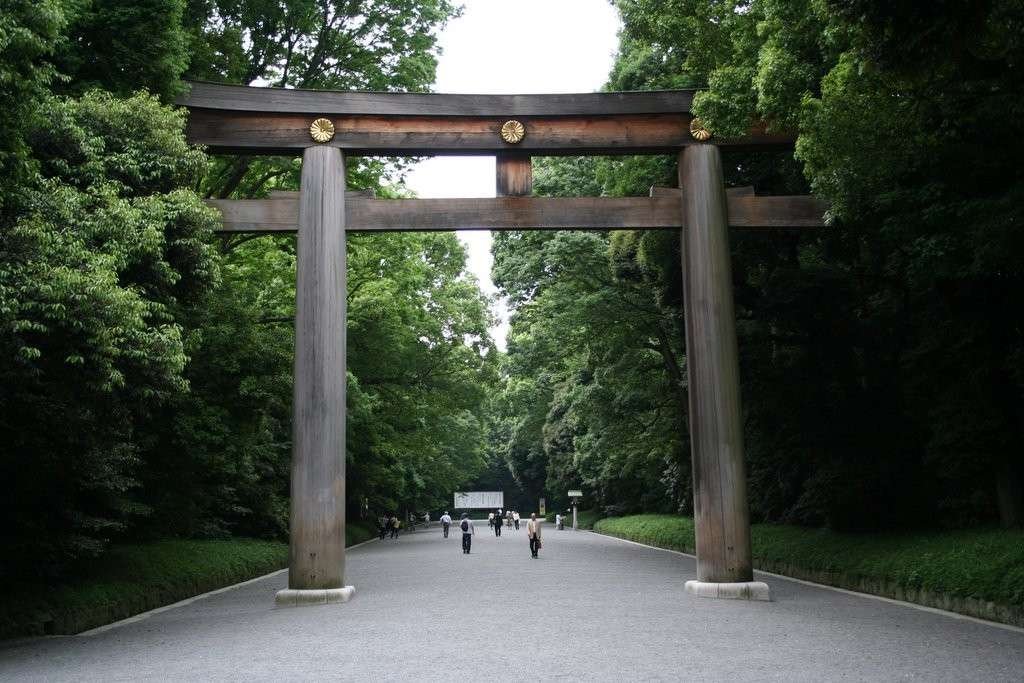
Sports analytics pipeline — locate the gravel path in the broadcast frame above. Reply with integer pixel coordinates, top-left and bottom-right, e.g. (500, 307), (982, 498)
(2, 524), (1022, 681)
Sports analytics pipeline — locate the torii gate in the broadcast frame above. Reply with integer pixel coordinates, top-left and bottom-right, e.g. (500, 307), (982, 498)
(179, 82), (824, 606)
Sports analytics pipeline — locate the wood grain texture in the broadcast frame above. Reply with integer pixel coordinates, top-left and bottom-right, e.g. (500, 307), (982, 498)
(179, 80), (696, 116)
(678, 145), (754, 584)
(496, 153), (532, 197)
(653, 185), (776, 199)
(206, 195), (824, 232)
(727, 195), (826, 227)
(289, 146), (347, 591)
(185, 109), (795, 155)
(269, 189), (374, 199)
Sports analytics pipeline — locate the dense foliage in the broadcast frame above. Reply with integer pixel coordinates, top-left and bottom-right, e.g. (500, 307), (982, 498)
(185, 0), (460, 198)
(3, 0), (1022, 591)
(0, 0), (485, 581)
(0, 522), (376, 638)
(0, 537), (288, 638)
(491, 0), (1024, 530)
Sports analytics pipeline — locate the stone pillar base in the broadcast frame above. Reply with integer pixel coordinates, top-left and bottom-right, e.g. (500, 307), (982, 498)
(685, 580), (771, 601)
(275, 586), (355, 607)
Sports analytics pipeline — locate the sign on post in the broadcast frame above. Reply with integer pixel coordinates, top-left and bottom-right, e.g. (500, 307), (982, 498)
(568, 490), (582, 530)
(453, 491), (504, 509)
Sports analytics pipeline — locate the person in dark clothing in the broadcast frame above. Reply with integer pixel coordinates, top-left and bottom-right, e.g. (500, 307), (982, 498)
(493, 509), (502, 537)
(460, 513), (474, 553)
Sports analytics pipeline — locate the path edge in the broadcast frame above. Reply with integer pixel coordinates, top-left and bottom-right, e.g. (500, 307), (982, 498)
(587, 529), (1024, 634)
(77, 537), (379, 636)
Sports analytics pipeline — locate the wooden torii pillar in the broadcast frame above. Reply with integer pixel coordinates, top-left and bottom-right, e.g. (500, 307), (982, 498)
(181, 82), (824, 605)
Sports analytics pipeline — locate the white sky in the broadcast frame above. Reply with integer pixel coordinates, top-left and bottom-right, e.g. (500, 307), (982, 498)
(403, 0), (621, 351)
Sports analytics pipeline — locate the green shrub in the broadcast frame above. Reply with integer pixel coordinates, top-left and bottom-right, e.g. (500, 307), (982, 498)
(593, 515), (1024, 609)
(1, 525), (376, 639)
(346, 521), (376, 546)
(595, 515), (696, 551)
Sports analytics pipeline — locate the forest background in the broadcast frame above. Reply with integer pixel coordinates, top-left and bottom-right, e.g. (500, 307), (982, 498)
(1, 0), (1022, 584)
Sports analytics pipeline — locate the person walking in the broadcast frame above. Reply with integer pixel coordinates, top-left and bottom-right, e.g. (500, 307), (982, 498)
(460, 513), (474, 554)
(493, 509), (502, 537)
(527, 513), (542, 558)
(378, 513), (389, 540)
(513, 511), (520, 531)
(389, 513), (399, 539)
(440, 511), (452, 538)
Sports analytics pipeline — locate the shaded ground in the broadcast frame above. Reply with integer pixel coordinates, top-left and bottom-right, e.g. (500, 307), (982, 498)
(2, 524), (1022, 681)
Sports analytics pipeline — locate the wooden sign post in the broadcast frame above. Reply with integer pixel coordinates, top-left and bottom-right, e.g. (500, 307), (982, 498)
(568, 490), (583, 530)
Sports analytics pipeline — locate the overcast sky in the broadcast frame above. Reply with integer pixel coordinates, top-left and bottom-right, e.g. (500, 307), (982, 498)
(403, 0), (621, 351)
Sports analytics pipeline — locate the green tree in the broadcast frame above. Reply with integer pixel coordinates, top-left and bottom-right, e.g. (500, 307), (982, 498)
(54, 0), (191, 100)
(0, 0), (65, 206)
(346, 230), (497, 517)
(492, 0), (1023, 530)
(185, 0), (461, 198)
(0, 92), (220, 576)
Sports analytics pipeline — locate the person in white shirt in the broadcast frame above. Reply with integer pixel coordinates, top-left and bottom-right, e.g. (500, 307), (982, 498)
(460, 513), (475, 554)
(527, 513), (543, 558)
(440, 511), (452, 538)
(513, 511), (520, 531)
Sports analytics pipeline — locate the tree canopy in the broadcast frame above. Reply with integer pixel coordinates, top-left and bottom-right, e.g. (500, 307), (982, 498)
(489, 0), (1024, 530)
(0, 0), (484, 580)
(2, 0), (1022, 585)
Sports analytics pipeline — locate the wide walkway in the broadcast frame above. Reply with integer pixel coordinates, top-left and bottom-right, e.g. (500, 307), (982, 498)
(2, 524), (1023, 681)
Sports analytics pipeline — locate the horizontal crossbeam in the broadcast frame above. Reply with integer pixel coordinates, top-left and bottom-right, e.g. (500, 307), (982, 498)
(181, 81), (698, 117)
(186, 111), (791, 156)
(207, 194), (825, 233)
(179, 82), (793, 155)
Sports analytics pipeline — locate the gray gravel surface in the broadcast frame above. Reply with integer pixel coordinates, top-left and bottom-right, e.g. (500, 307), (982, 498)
(2, 524), (1023, 681)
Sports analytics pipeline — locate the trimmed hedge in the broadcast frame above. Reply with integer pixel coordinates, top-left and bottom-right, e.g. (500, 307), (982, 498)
(594, 514), (695, 550)
(345, 520), (376, 546)
(1, 522), (377, 640)
(594, 514), (1024, 626)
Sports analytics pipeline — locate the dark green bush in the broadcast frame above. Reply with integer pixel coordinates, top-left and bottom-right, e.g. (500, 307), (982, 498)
(594, 515), (1024, 609)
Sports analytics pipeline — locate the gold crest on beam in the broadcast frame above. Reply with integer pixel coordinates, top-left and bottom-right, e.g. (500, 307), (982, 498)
(309, 118), (336, 143)
(500, 120), (526, 144)
(689, 117), (712, 142)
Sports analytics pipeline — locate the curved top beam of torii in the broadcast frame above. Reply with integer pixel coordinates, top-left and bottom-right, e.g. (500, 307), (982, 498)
(180, 80), (697, 116)
(177, 81), (793, 156)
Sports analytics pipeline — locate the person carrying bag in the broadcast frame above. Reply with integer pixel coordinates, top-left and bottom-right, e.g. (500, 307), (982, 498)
(460, 513), (474, 554)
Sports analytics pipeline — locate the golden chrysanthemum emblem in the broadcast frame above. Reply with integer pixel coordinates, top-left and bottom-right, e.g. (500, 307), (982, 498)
(309, 117), (335, 143)
(689, 117), (712, 142)
(500, 119), (526, 144)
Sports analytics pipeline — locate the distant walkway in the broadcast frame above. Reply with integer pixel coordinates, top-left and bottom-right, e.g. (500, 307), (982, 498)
(2, 525), (1023, 681)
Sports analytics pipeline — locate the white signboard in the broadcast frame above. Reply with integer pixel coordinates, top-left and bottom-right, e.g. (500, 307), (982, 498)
(568, 490), (583, 498)
(453, 491), (504, 509)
